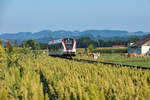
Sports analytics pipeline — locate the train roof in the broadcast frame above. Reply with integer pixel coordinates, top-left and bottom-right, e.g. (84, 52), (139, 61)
(48, 38), (75, 45)
(48, 39), (62, 45)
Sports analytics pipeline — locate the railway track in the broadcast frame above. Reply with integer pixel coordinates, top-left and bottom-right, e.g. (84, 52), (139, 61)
(66, 58), (150, 70)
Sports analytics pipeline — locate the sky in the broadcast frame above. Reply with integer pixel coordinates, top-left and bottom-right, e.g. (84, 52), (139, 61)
(0, 0), (150, 33)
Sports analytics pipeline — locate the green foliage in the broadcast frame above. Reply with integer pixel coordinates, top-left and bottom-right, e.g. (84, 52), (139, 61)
(129, 36), (140, 43)
(14, 40), (18, 47)
(88, 44), (94, 52)
(77, 37), (97, 48)
(22, 40), (39, 50)
(0, 89), (8, 100)
(88, 84), (99, 100)
(93, 48), (127, 53)
(22, 41), (27, 48)
(6, 41), (13, 53)
(0, 45), (6, 72)
(7, 53), (21, 68)
(99, 89), (105, 100)
(76, 36), (140, 48)
(0, 40), (3, 46)
(21, 48), (31, 54)
(98, 39), (127, 47)
(40, 55), (150, 100)
(0, 48), (150, 100)
(0, 45), (6, 62)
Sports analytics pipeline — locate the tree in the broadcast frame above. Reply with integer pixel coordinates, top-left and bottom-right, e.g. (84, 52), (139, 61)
(22, 40), (39, 50)
(77, 37), (97, 48)
(22, 41), (27, 48)
(14, 40), (18, 47)
(6, 41), (13, 53)
(129, 36), (140, 43)
(88, 44), (94, 52)
(0, 38), (3, 46)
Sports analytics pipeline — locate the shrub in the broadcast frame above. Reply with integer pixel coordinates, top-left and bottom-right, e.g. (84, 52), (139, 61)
(0, 45), (6, 63)
(92, 48), (127, 53)
(88, 44), (94, 52)
(6, 41), (13, 53)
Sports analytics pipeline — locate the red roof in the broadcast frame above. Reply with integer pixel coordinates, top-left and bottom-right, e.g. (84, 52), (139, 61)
(112, 45), (126, 48)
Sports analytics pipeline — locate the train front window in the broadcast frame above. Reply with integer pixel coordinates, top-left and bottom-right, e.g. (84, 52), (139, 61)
(63, 38), (74, 50)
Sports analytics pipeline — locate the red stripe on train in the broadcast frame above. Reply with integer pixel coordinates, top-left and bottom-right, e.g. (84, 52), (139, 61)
(62, 40), (67, 50)
(72, 39), (75, 50)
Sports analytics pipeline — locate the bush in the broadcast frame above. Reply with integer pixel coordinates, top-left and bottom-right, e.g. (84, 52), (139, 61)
(88, 44), (94, 52)
(6, 41), (13, 53)
(92, 48), (127, 53)
(0, 45), (6, 63)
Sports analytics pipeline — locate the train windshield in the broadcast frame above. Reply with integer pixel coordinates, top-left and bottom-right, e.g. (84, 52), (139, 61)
(63, 38), (74, 50)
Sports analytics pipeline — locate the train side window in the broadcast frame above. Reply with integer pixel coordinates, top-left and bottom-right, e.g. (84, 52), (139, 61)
(57, 44), (59, 49)
(54, 44), (58, 50)
(53, 44), (56, 51)
(48, 45), (52, 51)
(50, 44), (55, 51)
(55, 44), (57, 50)
(49, 42), (64, 51)
(58, 43), (63, 49)
(60, 43), (63, 49)
(53, 45), (55, 50)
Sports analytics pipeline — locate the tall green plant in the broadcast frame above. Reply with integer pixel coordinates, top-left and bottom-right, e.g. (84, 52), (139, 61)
(6, 41), (13, 53)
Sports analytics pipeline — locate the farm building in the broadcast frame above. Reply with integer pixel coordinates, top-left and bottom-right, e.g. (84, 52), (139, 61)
(128, 34), (150, 54)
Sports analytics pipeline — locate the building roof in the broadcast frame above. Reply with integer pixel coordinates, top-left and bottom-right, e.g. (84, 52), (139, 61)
(131, 34), (150, 48)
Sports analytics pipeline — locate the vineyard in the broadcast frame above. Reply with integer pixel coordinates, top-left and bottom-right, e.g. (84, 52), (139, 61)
(1, 46), (150, 100)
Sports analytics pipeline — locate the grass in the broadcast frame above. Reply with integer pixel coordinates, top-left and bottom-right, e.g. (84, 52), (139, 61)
(76, 48), (150, 67)
(101, 53), (150, 67)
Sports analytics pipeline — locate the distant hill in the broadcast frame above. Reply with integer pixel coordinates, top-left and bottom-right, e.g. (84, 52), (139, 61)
(0, 29), (149, 43)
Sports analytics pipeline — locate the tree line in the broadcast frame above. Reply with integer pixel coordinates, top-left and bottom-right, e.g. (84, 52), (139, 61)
(76, 36), (140, 48)
(0, 36), (140, 50)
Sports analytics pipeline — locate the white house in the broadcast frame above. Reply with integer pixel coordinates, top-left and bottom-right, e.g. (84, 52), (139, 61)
(128, 35), (150, 54)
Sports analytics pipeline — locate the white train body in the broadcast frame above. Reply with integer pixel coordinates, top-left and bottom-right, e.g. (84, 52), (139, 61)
(48, 38), (76, 57)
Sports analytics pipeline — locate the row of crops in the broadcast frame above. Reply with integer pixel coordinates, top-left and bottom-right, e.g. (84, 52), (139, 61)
(1, 46), (150, 100)
(92, 47), (127, 53)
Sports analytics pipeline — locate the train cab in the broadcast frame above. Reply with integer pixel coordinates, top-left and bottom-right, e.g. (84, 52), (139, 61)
(48, 38), (76, 57)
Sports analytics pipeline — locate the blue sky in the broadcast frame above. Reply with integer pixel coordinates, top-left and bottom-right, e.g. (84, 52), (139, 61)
(0, 0), (150, 33)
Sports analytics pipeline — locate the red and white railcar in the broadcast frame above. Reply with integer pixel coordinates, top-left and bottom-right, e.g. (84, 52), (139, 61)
(48, 38), (76, 57)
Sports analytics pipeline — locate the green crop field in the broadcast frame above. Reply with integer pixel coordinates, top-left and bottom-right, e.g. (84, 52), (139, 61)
(101, 53), (150, 67)
(1, 46), (150, 100)
(76, 48), (150, 67)
(75, 53), (150, 67)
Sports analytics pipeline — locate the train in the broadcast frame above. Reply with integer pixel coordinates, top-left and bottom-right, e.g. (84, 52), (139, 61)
(48, 38), (76, 57)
